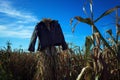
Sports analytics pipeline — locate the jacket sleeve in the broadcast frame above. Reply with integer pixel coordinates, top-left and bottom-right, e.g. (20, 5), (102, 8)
(28, 26), (37, 52)
(59, 27), (68, 50)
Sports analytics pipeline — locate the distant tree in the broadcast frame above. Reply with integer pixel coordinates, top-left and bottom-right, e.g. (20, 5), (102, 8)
(6, 40), (12, 52)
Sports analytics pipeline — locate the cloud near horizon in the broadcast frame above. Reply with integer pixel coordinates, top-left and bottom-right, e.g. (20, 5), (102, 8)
(0, 0), (39, 38)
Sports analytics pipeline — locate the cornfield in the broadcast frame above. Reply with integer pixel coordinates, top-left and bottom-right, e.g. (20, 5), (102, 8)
(0, 5), (120, 80)
(0, 41), (120, 80)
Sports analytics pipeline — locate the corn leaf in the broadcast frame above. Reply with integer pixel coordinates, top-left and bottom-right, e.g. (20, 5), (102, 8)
(72, 6), (118, 58)
(85, 36), (94, 55)
(106, 29), (117, 44)
(94, 6), (120, 23)
(74, 16), (92, 25)
(73, 16), (116, 57)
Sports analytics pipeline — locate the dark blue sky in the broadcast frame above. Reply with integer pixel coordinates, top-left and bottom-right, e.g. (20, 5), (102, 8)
(0, 0), (120, 51)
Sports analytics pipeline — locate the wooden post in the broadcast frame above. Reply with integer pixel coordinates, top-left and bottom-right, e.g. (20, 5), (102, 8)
(48, 46), (56, 80)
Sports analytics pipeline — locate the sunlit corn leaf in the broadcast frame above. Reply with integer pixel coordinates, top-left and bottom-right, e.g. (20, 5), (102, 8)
(89, 0), (93, 12)
(95, 74), (100, 80)
(76, 66), (92, 80)
(83, 6), (88, 17)
(74, 16), (92, 25)
(89, 0), (93, 21)
(106, 29), (117, 44)
(94, 6), (120, 23)
(83, 0), (89, 17)
(94, 32), (101, 47)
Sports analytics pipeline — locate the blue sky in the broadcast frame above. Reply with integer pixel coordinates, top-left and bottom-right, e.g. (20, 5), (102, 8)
(0, 0), (120, 51)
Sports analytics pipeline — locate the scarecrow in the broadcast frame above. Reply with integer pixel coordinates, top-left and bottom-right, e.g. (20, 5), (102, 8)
(28, 18), (68, 80)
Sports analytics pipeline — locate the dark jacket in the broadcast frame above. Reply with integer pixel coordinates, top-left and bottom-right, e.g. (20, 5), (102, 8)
(28, 20), (68, 52)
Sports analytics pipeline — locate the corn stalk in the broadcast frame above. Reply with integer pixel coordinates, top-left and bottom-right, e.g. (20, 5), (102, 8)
(71, 6), (120, 59)
(76, 66), (92, 80)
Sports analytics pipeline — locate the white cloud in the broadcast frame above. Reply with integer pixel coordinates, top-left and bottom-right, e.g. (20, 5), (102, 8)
(0, 0), (39, 38)
(0, 0), (38, 22)
(0, 25), (33, 38)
